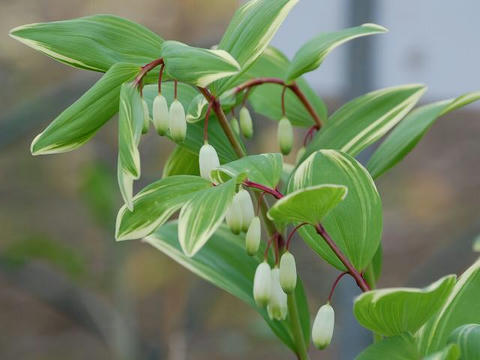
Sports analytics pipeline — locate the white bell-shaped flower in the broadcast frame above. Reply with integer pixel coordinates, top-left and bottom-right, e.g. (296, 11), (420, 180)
(239, 106), (253, 138)
(237, 189), (255, 231)
(279, 251), (297, 293)
(225, 197), (243, 235)
(199, 143), (220, 181)
(245, 216), (261, 256)
(253, 261), (272, 307)
(152, 94), (169, 136)
(230, 117), (240, 135)
(267, 268), (288, 321)
(169, 99), (187, 142)
(312, 303), (335, 350)
(277, 116), (293, 155)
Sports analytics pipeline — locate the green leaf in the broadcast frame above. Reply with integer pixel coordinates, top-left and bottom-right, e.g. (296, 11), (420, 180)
(288, 150), (382, 271)
(211, 153), (283, 188)
(115, 175), (211, 241)
(118, 83), (143, 179)
(178, 179), (237, 256)
(215, 0), (299, 93)
(31, 63), (139, 155)
(267, 184), (347, 224)
(367, 91), (480, 178)
(302, 84), (426, 161)
(417, 258), (480, 355)
(448, 324), (480, 360)
(354, 275), (456, 336)
(186, 94), (209, 123)
(161, 41), (240, 87)
(424, 344), (461, 360)
(143, 83), (243, 163)
(10, 15), (163, 72)
(163, 146), (200, 177)
(144, 222), (310, 353)
(245, 46), (327, 126)
(286, 23), (387, 81)
(356, 333), (421, 360)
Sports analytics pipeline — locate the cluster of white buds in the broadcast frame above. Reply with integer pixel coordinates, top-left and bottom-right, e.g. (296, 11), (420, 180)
(142, 99), (151, 134)
(239, 106), (253, 138)
(225, 189), (254, 234)
(253, 252), (298, 322)
(277, 116), (293, 155)
(267, 267), (288, 320)
(230, 116), (240, 135)
(245, 216), (261, 255)
(152, 94), (169, 136)
(169, 99), (187, 142)
(312, 303), (335, 350)
(279, 251), (297, 293)
(198, 143), (220, 181)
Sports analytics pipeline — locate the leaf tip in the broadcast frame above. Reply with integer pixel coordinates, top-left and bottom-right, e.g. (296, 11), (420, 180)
(361, 23), (388, 33)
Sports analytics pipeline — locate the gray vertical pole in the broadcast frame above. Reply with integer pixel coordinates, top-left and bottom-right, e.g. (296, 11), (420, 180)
(339, 1), (378, 360)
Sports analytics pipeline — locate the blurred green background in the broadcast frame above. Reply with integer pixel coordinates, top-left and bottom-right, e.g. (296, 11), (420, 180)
(1, 1), (479, 359)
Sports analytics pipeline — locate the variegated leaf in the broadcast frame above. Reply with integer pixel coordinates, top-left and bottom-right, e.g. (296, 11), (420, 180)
(288, 150), (382, 271)
(417, 258), (480, 355)
(447, 324), (480, 359)
(178, 178), (237, 256)
(163, 146), (200, 177)
(10, 15), (163, 72)
(215, 0), (299, 93)
(211, 153), (283, 188)
(368, 91), (480, 178)
(161, 41), (240, 87)
(285, 23), (387, 81)
(356, 333), (421, 360)
(353, 275), (456, 336)
(31, 63), (139, 155)
(268, 184), (347, 225)
(186, 94), (209, 123)
(302, 84), (426, 162)
(116, 175), (211, 240)
(144, 222), (310, 354)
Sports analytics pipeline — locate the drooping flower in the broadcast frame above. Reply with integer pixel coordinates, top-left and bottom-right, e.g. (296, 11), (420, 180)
(237, 189), (255, 231)
(277, 116), (293, 155)
(239, 106), (253, 138)
(152, 94), (169, 136)
(245, 216), (261, 256)
(199, 143), (220, 181)
(267, 267), (288, 321)
(230, 117), (240, 135)
(253, 261), (272, 307)
(169, 99), (187, 142)
(312, 303), (335, 350)
(279, 251), (297, 293)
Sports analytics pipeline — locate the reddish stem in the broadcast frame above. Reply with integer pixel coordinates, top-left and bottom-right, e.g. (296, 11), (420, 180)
(281, 86), (287, 116)
(234, 77), (323, 128)
(286, 222), (309, 250)
(243, 180), (284, 199)
(133, 58), (164, 87)
(158, 64), (165, 94)
(203, 100), (213, 143)
(174, 80), (178, 99)
(315, 224), (370, 292)
(303, 125), (318, 146)
(328, 272), (349, 302)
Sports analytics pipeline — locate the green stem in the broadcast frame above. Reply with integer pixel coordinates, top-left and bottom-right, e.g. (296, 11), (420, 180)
(288, 293), (310, 360)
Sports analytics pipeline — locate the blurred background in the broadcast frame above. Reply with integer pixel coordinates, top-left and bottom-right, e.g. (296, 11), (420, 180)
(1, 0), (479, 359)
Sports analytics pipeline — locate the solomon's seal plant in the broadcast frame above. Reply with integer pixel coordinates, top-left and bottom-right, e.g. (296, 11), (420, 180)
(10, 0), (480, 358)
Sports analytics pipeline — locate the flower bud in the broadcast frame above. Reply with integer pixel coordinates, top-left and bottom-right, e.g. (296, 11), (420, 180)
(169, 99), (187, 142)
(152, 94), (169, 136)
(279, 251), (297, 293)
(277, 116), (293, 155)
(245, 216), (261, 255)
(199, 143), (220, 181)
(237, 189), (255, 231)
(142, 99), (151, 134)
(267, 268), (288, 321)
(312, 303), (335, 350)
(239, 106), (253, 138)
(253, 261), (272, 307)
(296, 146), (306, 164)
(225, 196), (243, 235)
(230, 117), (240, 135)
